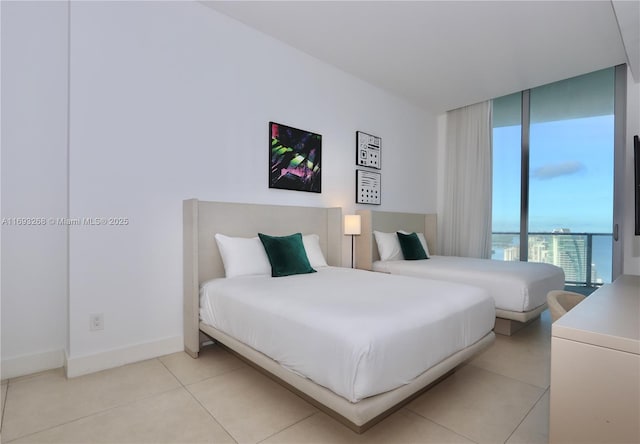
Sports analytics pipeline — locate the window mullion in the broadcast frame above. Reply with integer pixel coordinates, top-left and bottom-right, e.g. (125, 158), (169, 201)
(520, 90), (531, 262)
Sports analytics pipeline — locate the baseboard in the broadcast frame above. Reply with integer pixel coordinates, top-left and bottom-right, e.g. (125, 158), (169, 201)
(65, 335), (183, 378)
(1, 349), (66, 380)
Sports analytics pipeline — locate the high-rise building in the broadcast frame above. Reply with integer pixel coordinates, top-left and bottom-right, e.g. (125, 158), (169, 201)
(503, 245), (519, 261)
(551, 229), (587, 283)
(528, 235), (550, 263)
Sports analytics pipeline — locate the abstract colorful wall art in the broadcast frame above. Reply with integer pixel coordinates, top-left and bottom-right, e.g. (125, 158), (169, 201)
(269, 122), (322, 193)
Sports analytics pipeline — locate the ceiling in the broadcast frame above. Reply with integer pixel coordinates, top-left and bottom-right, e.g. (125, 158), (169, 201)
(203, 1), (638, 113)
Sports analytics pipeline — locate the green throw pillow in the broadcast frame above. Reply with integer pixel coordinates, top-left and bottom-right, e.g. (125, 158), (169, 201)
(258, 233), (317, 277)
(397, 232), (428, 260)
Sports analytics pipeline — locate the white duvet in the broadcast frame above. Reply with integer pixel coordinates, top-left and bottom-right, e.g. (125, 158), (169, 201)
(373, 256), (565, 313)
(200, 267), (494, 403)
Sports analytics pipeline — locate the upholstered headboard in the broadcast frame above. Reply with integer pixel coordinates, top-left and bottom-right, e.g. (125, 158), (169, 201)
(183, 199), (342, 356)
(355, 210), (437, 271)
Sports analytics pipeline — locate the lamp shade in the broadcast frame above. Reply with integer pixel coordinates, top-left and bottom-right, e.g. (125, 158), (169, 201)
(344, 214), (362, 235)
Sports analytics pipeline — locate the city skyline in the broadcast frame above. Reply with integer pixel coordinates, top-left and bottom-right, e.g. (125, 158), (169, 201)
(492, 232), (611, 284)
(492, 114), (614, 234)
(492, 113), (614, 284)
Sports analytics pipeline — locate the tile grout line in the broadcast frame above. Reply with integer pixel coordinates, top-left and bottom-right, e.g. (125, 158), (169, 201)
(255, 410), (318, 444)
(163, 350), (318, 444)
(465, 362), (550, 392)
(5, 368), (65, 385)
(181, 386), (239, 444)
(403, 406), (480, 444)
(502, 387), (549, 444)
(2, 359), (183, 443)
(157, 346), (249, 388)
(3, 385), (184, 443)
(475, 361), (550, 436)
(156, 357), (239, 444)
(3, 385), (188, 443)
(157, 356), (186, 388)
(402, 364), (547, 444)
(154, 356), (184, 387)
(180, 363), (248, 387)
(1, 382), (9, 434)
(157, 349), (249, 389)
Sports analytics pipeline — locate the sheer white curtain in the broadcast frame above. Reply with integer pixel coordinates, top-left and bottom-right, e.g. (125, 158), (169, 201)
(441, 101), (493, 258)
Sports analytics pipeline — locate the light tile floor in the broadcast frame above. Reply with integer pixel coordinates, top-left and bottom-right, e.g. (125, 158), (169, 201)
(1, 312), (552, 444)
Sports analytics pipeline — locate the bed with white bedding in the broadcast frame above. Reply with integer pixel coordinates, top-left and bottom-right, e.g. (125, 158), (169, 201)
(374, 257), (564, 314)
(200, 267), (494, 403)
(184, 200), (495, 432)
(356, 209), (565, 335)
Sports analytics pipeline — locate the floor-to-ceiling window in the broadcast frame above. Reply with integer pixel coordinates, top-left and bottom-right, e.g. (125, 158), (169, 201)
(492, 93), (522, 261)
(492, 68), (618, 289)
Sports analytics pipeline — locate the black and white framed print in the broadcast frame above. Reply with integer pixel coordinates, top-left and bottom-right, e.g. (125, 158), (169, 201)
(356, 169), (381, 205)
(356, 131), (381, 169)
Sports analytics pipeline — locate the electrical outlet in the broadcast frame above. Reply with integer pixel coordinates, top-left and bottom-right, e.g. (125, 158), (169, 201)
(90, 313), (104, 331)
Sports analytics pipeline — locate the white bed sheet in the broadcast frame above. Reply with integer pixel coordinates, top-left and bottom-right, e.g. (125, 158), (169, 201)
(373, 256), (565, 313)
(200, 267), (494, 403)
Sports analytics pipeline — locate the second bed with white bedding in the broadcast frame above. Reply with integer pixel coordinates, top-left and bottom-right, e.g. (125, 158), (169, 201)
(200, 266), (495, 403)
(373, 256), (565, 313)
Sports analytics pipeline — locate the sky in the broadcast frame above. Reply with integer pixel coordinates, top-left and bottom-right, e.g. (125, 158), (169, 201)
(492, 114), (614, 234)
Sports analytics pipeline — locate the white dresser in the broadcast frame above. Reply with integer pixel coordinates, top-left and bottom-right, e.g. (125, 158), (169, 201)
(549, 274), (640, 443)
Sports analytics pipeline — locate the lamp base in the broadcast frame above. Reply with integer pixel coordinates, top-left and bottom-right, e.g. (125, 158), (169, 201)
(351, 235), (355, 268)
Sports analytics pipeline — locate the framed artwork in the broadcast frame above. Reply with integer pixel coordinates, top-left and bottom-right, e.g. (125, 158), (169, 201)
(356, 131), (381, 169)
(269, 122), (322, 193)
(356, 169), (381, 205)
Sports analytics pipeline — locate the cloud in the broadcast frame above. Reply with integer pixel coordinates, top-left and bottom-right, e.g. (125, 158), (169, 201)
(532, 161), (585, 180)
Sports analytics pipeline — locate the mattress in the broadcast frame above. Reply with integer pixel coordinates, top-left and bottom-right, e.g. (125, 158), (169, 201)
(200, 267), (494, 403)
(373, 256), (565, 313)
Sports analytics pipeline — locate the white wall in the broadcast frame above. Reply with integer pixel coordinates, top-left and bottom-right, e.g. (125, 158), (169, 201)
(1, 1), (69, 378)
(59, 2), (435, 375)
(622, 66), (640, 275)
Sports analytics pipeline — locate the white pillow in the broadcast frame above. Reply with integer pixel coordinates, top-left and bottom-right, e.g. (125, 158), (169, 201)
(374, 231), (404, 261)
(214, 233), (271, 278)
(374, 230), (430, 261)
(302, 234), (328, 268)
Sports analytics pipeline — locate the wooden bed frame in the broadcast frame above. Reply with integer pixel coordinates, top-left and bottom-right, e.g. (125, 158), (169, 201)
(355, 209), (547, 336)
(183, 199), (494, 432)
